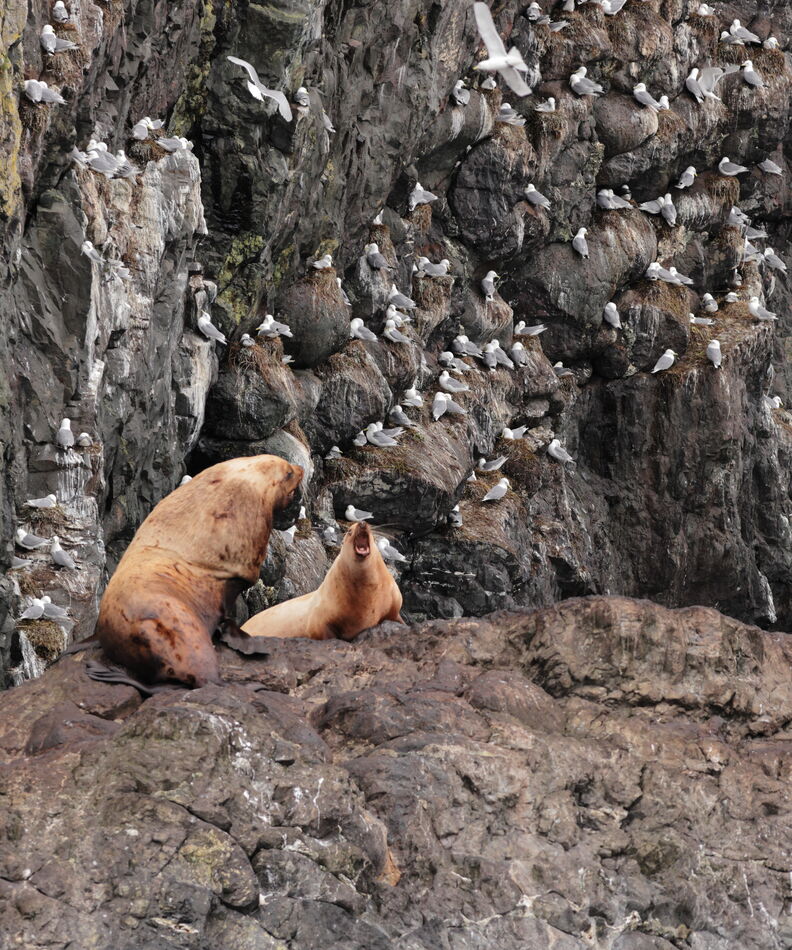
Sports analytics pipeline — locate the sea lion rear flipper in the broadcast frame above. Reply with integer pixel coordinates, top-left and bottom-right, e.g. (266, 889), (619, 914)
(84, 659), (183, 696)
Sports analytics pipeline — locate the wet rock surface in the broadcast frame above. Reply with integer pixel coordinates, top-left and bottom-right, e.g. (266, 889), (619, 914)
(2, 597), (792, 949)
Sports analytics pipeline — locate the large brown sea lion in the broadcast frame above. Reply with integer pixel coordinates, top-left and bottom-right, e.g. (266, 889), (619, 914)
(94, 454), (303, 688)
(232, 521), (403, 645)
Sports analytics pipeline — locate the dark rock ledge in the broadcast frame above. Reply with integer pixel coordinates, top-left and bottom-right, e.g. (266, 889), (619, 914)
(1, 595), (791, 950)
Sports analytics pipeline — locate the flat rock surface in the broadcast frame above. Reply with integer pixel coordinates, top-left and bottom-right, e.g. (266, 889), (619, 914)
(2, 596), (791, 949)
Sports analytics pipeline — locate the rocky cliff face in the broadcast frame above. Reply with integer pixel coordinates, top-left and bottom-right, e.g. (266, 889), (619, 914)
(5, 0), (791, 684)
(3, 598), (792, 950)
(2, 1), (792, 944)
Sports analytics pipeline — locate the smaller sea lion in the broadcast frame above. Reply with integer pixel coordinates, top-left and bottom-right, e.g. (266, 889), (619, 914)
(228, 521), (403, 646)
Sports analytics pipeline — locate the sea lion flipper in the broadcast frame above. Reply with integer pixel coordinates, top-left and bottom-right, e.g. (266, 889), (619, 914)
(84, 659), (183, 696)
(218, 623), (273, 656)
(61, 635), (101, 656)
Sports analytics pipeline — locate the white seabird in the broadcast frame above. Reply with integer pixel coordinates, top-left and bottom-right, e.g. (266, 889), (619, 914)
(472, 2), (532, 96)
(226, 56), (293, 120)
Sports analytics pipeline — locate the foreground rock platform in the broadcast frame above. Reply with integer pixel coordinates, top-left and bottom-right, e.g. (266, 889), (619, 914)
(1, 596), (791, 950)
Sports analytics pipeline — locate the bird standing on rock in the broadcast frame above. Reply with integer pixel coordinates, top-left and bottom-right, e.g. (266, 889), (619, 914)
(759, 159), (783, 176)
(570, 67), (604, 97)
(742, 60), (764, 88)
(451, 79), (470, 106)
(383, 319), (410, 343)
(482, 478), (510, 502)
(439, 371), (469, 394)
(510, 342), (528, 366)
(389, 284), (416, 310)
(572, 228), (589, 258)
(547, 440), (575, 465)
(525, 184), (551, 209)
(706, 340), (722, 368)
(350, 318), (377, 341)
(56, 418), (74, 449)
(481, 270), (499, 302)
(365, 243), (390, 269)
(40, 25), (78, 54)
(719, 157), (749, 176)
(633, 83), (662, 111)
(652, 349), (677, 373)
(51, 536), (76, 570)
(198, 312), (227, 344)
(377, 537), (407, 563)
(764, 248), (787, 273)
(603, 302), (621, 329)
(346, 505), (373, 522)
(749, 297), (777, 321)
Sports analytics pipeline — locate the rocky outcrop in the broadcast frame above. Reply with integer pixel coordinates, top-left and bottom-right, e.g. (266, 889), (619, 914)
(2, 597), (792, 949)
(1, 0), (791, 686)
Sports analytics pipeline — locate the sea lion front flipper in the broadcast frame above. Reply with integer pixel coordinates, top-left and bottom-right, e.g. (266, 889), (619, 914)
(61, 636), (101, 655)
(218, 621), (273, 656)
(84, 659), (183, 696)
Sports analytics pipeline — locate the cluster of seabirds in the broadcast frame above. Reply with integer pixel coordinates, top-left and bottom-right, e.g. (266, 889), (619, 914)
(11, 1), (787, 649)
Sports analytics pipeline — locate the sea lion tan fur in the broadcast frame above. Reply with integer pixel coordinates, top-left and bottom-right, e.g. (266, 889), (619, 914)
(96, 455), (303, 687)
(240, 521), (403, 641)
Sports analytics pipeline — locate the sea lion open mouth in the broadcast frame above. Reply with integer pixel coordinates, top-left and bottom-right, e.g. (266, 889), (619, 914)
(353, 523), (371, 558)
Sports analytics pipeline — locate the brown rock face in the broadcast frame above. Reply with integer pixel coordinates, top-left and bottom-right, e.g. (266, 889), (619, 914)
(1, 597), (792, 949)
